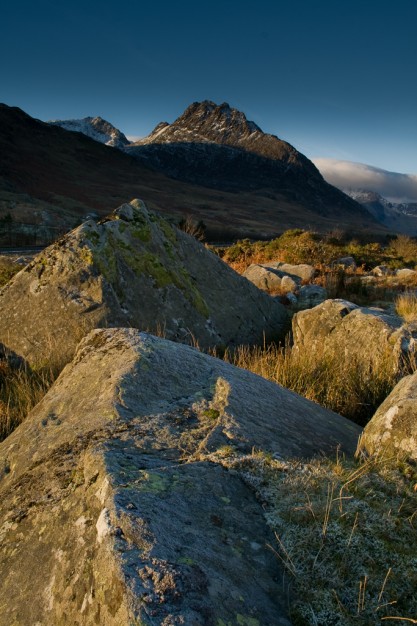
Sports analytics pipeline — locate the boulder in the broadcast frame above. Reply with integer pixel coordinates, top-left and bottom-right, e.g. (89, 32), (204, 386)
(357, 371), (417, 460)
(292, 299), (417, 373)
(242, 263), (283, 292)
(331, 256), (357, 270)
(396, 268), (417, 282)
(243, 262), (308, 294)
(0, 329), (361, 625)
(295, 285), (328, 310)
(267, 262), (316, 283)
(372, 265), (392, 277)
(0, 199), (289, 366)
(280, 275), (298, 293)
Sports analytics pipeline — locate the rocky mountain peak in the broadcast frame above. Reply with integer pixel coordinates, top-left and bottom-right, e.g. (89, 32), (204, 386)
(49, 115), (130, 148)
(139, 100), (263, 146)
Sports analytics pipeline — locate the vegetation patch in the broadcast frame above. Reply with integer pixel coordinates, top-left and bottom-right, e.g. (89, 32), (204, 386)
(230, 453), (417, 626)
(223, 340), (404, 425)
(0, 257), (21, 287)
(395, 292), (417, 322)
(0, 359), (57, 441)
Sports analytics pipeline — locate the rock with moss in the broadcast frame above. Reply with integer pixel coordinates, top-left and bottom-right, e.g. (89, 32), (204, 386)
(357, 370), (417, 460)
(0, 329), (361, 625)
(0, 199), (289, 366)
(292, 299), (417, 374)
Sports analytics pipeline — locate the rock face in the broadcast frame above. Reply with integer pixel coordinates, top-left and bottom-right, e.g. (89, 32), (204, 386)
(292, 299), (417, 372)
(357, 371), (417, 460)
(0, 199), (289, 365)
(0, 329), (361, 625)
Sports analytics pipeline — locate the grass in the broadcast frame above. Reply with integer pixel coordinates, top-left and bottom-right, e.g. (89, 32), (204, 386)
(0, 257), (21, 288)
(0, 359), (58, 441)
(222, 339), (404, 425)
(395, 292), (417, 322)
(223, 452), (417, 626)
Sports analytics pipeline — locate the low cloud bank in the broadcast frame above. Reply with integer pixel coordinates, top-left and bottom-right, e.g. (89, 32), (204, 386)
(313, 159), (417, 203)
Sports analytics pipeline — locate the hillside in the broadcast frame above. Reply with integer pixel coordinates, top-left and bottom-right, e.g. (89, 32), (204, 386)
(0, 103), (384, 240)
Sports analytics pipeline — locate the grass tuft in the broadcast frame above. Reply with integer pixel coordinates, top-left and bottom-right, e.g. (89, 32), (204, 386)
(395, 292), (417, 322)
(223, 338), (402, 425)
(0, 360), (58, 441)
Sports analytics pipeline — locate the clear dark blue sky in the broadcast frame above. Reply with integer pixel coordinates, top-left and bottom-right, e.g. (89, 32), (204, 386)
(2, 0), (416, 173)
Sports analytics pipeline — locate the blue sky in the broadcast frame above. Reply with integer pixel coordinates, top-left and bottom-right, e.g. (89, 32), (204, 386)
(2, 0), (416, 174)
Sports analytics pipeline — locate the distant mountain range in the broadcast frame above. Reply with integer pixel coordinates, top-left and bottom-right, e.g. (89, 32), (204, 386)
(342, 189), (417, 235)
(0, 101), (384, 241)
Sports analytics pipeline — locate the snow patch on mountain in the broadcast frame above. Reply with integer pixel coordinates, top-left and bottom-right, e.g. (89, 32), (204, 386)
(49, 116), (130, 149)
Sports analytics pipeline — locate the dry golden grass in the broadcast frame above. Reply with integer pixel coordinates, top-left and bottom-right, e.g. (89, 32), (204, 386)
(0, 360), (57, 441)
(223, 338), (402, 425)
(0, 257), (21, 288)
(395, 292), (417, 322)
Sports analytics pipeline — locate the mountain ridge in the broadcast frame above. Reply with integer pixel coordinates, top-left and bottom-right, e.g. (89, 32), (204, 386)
(0, 101), (385, 240)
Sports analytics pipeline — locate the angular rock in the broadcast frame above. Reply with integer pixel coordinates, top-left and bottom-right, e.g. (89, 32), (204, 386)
(280, 275), (298, 293)
(0, 329), (361, 625)
(242, 263), (283, 292)
(357, 371), (417, 460)
(331, 256), (357, 270)
(243, 262), (308, 294)
(267, 262), (316, 283)
(396, 268), (417, 282)
(372, 265), (392, 277)
(292, 299), (417, 373)
(296, 284), (328, 310)
(0, 199), (289, 366)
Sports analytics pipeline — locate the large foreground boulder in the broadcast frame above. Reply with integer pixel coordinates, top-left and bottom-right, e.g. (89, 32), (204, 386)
(0, 199), (289, 366)
(292, 299), (417, 372)
(357, 371), (417, 460)
(0, 329), (361, 625)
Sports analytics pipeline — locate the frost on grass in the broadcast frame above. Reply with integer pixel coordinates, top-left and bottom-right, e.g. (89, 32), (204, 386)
(220, 451), (417, 625)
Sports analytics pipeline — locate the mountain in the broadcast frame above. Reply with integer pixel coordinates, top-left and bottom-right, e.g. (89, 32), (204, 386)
(343, 189), (417, 235)
(126, 101), (376, 225)
(0, 102), (384, 241)
(49, 116), (130, 148)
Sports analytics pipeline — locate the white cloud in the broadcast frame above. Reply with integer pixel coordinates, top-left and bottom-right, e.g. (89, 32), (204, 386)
(313, 158), (417, 204)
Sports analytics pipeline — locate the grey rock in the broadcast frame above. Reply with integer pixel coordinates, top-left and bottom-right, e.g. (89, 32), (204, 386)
(280, 274), (298, 293)
(396, 268), (417, 281)
(267, 262), (316, 283)
(0, 199), (289, 366)
(243, 263), (283, 292)
(0, 329), (361, 625)
(296, 285), (328, 310)
(332, 256), (357, 270)
(243, 262), (307, 294)
(372, 265), (392, 277)
(357, 371), (417, 460)
(292, 299), (417, 373)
